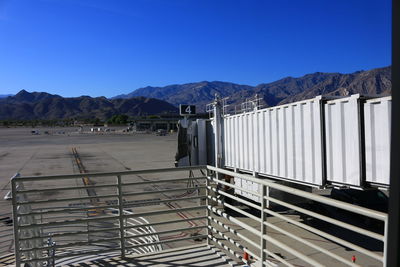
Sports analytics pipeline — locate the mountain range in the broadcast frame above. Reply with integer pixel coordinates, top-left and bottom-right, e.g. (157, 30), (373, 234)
(114, 66), (391, 110)
(113, 81), (254, 110)
(0, 91), (177, 120)
(0, 66), (391, 120)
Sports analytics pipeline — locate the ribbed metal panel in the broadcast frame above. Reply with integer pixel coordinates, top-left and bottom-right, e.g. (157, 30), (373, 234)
(222, 94), (393, 191)
(225, 96), (324, 188)
(364, 96), (391, 185)
(325, 95), (362, 186)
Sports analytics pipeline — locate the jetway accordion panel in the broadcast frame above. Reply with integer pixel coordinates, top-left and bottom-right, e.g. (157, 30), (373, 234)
(224, 96), (324, 186)
(324, 95), (362, 186)
(364, 96), (391, 185)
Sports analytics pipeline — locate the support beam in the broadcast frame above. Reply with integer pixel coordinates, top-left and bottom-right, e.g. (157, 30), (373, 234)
(387, 1), (399, 265)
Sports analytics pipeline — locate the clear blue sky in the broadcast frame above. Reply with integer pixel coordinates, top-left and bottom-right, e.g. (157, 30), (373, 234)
(0, 0), (391, 98)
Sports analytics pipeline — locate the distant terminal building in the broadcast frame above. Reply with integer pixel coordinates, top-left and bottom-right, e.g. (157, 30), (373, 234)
(131, 118), (179, 131)
(131, 113), (208, 131)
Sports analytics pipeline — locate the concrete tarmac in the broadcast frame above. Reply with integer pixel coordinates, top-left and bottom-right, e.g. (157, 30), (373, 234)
(0, 127), (384, 267)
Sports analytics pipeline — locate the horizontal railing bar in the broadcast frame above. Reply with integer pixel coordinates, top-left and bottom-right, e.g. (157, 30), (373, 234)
(0, 244), (11, 250)
(267, 196), (384, 242)
(16, 183), (118, 194)
(122, 176), (206, 186)
(18, 205), (120, 217)
(14, 166), (206, 182)
(123, 195), (205, 207)
(123, 205), (207, 219)
(208, 176), (262, 197)
(208, 216), (259, 250)
(125, 225), (206, 240)
(33, 215), (86, 220)
(122, 186), (206, 197)
(0, 232), (12, 237)
(263, 207), (384, 262)
(124, 216), (207, 230)
(208, 225), (243, 250)
(45, 225), (90, 229)
(208, 166), (387, 221)
(261, 250), (295, 267)
(125, 241), (152, 254)
(19, 227), (121, 241)
(16, 194), (118, 205)
(208, 225), (260, 261)
(208, 195), (261, 223)
(208, 206), (260, 236)
(0, 229), (10, 236)
(263, 219), (359, 267)
(208, 235), (244, 263)
(125, 234), (208, 249)
(208, 186), (261, 211)
(209, 213), (294, 267)
(262, 233), (324, 267)
(19, 237), (122, 253)
(18, 215), (119, 229)
(20, 248), (121, 263)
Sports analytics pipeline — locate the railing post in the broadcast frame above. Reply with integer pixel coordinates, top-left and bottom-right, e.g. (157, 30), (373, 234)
(11, 175), (21, 267)
(47, 236), (56, 267)
(117, 175), (126, 258)
(260, 184), (267, 267)
(206, 168), (212, 246)
(383, 216), (389, 267)
(213, 95), (223, 170)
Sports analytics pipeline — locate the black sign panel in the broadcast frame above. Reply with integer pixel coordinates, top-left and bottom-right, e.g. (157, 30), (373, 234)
(179, 104), (196, 115)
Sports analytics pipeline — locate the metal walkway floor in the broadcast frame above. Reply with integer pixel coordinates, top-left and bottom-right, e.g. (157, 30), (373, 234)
(61, 245), (238, 267)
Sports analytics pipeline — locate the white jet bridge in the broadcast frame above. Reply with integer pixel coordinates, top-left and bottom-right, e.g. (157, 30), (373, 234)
(177, 94), (391, 202)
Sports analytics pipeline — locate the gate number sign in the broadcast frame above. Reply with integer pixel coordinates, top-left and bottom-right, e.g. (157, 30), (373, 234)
(179, 105), (196, 116)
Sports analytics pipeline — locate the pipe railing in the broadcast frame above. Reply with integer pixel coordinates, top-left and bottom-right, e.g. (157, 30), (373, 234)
(207, 166), (388, 267)
(11, 166), (208, 266)
(10, 165), (388, 267)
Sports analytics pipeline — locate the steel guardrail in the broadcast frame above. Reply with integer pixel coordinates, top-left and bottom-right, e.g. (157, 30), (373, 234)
(11, 166), (208, 266)
(10, 165), (388, 266)
(207, 166), (388, 267)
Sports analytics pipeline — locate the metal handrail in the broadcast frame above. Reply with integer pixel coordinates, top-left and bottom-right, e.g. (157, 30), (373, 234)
(208, 166), (388, 267)
(10, 165), (389, 267)
(11, 166), (208, 267)
(13, 166), (207, 181)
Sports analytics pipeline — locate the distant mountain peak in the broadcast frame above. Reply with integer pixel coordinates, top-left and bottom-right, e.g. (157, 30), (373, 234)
(15, 89), (30, 97)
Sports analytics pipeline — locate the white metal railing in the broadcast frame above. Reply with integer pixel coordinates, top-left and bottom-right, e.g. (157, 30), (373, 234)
(11, 166), (208, 266)
(11, 166), (388, 267)
(206, 166), (388, 267)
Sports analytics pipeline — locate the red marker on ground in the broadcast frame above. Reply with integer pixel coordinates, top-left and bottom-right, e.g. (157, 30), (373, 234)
(243, 252), (249, 261)
(351, 255), (356, 263)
